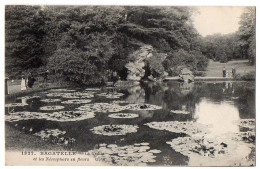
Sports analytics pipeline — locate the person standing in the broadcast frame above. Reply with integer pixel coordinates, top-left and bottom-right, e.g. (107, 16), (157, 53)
(222, 67), (226, 77)
(232, 67), (236, 78)
(21, 74), (26, 91)
(27, 72), (36, 88)
(44, 70), (49, 83)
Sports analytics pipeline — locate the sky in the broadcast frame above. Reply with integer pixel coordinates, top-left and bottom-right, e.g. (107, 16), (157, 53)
(192, 6), (245, 37)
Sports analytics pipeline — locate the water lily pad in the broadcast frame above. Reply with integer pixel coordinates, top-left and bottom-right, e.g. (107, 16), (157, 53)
(97, 92), (124, 99)
(17, 96), (40, 100)
(41, 99), (62, 103)
(170, 110), (190, 114)
(87, 143), (161, 165)
(112, 100), (129, 104)
(5, 103), (28, 107)
(144, 121), (209, 136)
(46, 93), (64, 97)
(85, 88), (101, 91)
(77, 103), (125, 113)
(61, 99), (92, 104)
(45, 111), (95, 121)
(34, 129), (66, 139)
(123, 104), (162, 111)
(62, 92), (94, 99)
(166, 137), (230, 158)
(5, 111), (47, 122)
(40, 105), (65, 111)
(49, 89), (76, 92)
(234, 119), (255, 131)
(108, 113), (139, 119)
(90, 124), (138, 136)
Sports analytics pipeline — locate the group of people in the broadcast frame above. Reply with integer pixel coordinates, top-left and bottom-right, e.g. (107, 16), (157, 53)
(222, 67), (236, 78)
(21, 70), (49, 91)
(21, 72), (36, 90)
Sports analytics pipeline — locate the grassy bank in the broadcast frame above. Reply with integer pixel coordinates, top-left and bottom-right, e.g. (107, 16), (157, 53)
(205, 59), (255, 77)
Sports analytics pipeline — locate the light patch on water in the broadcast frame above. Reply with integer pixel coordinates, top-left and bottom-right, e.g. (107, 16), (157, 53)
(108, 113), (139, 119)
(144, 121), (209, 136)
(5, 103), (28, 107)
(41, 99), (62, 103)
(97, 92), (124, 99)
(40, 105), (65, 111)
(44, 111), (95, 121)
(170, 110), (190, 114)
(123, 104), (162, 111)
(61, 99), (92, 104)
(77, 103), (126, 113)
(87, 142), (161, 165)
(90, 124), (138, 136)
(194, 99), (240, 136)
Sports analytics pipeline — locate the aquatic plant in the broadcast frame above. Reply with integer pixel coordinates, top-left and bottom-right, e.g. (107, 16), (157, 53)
(234, 119), (255, 131)
(49, 89), (76, 92)
(97, 92), (124, 99)
(40, 105), (65, 111)
(77, 103), (126, 113)
(144, 121), (209, 136)
(108, 113), (139, 119)
(123, 104), (162, 111)
(62, 92), (94, 99)
(45, 111), (95, 121)
(170, 110), (190, 114)
(90, 124), (138, 136)
(61, 99), (92, 104)
(41, 99), (62, 103)
(87, 142), (161, 165)
(5, 103), (28, 107)
(5, 111), (47, 122)
(17, 96), (40, 100)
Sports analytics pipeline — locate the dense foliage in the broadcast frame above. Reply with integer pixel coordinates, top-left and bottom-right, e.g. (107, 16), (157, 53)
(201, 7), (255, 64)
(10, 6), (256, 84)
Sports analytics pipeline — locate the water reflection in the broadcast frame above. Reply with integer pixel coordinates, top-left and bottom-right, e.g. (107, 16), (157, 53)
(5, 81), (255, 166)
(194, 98), (240, 136)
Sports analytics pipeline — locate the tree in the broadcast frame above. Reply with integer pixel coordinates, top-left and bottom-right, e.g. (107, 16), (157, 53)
(238, 7), (256, 64)
(5, 6), (46, 78)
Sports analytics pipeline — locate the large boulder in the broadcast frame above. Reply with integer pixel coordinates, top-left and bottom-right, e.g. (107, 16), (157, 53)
(179, 68), (194, 82)
(125, 45), (153, 83)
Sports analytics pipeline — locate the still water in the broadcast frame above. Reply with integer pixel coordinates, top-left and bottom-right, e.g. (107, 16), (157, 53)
(5, 81), (255, 166)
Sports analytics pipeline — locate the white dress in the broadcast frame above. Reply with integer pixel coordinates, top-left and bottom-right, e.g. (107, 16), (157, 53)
(21, 78), (26, 90)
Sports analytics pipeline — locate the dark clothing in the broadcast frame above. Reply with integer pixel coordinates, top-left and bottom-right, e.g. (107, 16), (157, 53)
(232, 68), (236, 77)
(223, 69), (226, 77)
(27, 74), (36, 88)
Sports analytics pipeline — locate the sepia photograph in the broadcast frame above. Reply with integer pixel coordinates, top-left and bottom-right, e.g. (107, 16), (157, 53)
(4, 4), (256, 166)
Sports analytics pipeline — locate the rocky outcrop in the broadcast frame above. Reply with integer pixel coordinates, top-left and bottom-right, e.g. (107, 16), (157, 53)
(178, 68), (194, 82)
(125, 45), (153, 84)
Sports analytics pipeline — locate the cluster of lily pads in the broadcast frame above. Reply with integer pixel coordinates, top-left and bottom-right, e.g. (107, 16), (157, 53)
(61, 99), (92, 104)
(77, 103), (162, 113)
(34, 129), (76, 146)
(5, 102), (29, 108)
(90, 124), (139, 136)
(87, 142), (161, 165)
(144, 121), (209, 136)
(97, 92), (125, 99)
(170, 110), (190, 115)
(5, 110), (95, 122)
(108, 113), (139, 119)
(41, 99), (62, 103)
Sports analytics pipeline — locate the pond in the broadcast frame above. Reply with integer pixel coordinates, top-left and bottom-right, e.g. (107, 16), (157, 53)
(5, 81), (255, 166)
